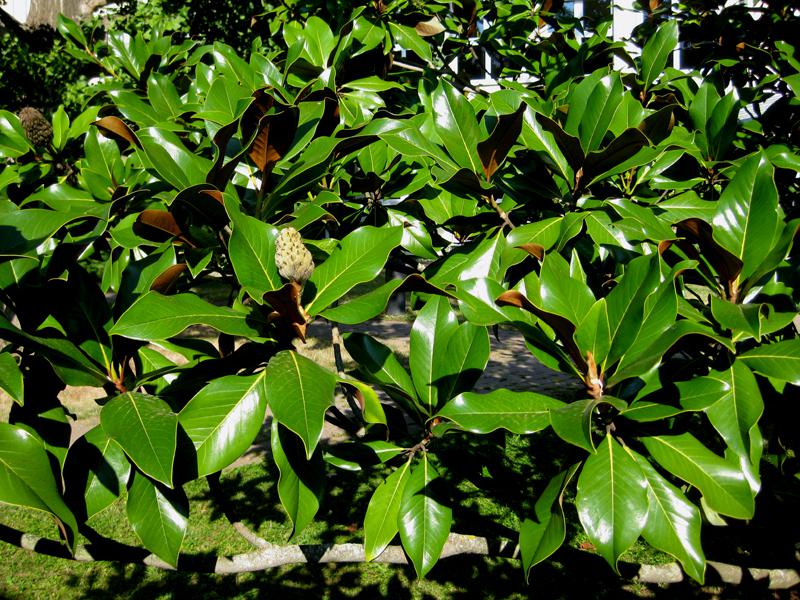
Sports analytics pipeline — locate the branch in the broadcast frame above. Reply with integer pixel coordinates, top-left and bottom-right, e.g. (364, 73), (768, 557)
(0, 523), (515, 573)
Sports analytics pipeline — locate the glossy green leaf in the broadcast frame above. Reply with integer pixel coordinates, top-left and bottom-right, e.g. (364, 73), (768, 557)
(0, 204), (106, 259)
(101, 393), (177, 488)
(0, 352), (23, 406)
(343, 332), (418, 406)
(0, 313), (107, 387)
(430, 81), (482, 173)
(147, 73), (183, 120)
(506, 218), (563, 255)
(549, 400), (597, 453)
(437, 390), (564, 434)
(632, 450), (705, 583)
(0, 110), (32, 158)
(336, 375), (386, 426)
(64, 426), (131, 520)
(738, 339), (800, 385)
(640, 21), (679, 90)
(521, 110), (574, 182)
(137, 127), (212, 189)
(409, 296), (459, 414)
(435, 321), (490, 404)
(264, 351), (336, 458)
(537, 252), (595, 326)
(271, 422), (325, 539)
(111, 292), (268, 340)
(703, 363), (763, 465)
(398, 455), (452, 578)
(710, 297), (795, 341)
(520, 465), (579, 579)
(565, 71), (624, 153)
(574, 299), (611, 367)
(610, 320), (734, 386)
(126, 470), (188, 567)
(603, 255), (666, 364)
(389, 23), (432, 63)
(452, 278), (535, 326)
(228, 212), (282, 300)
(712, 153), (781, 284)
(0, 424), (78, 551)
(179, 372), (268, 477)
(364, 457), (413, 561)
(305, 226), (403, 315)
(576, 436), (648, 570)
(198, 75), (251, 123)
(642, 434), (755, 519)
(10, 401), (71, 473)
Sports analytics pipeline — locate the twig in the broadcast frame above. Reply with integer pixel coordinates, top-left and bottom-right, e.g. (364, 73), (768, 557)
(486, 194), (515, 230)
(392, 60), (426, 73)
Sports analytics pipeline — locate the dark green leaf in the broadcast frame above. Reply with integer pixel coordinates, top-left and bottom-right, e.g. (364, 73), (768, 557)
(520, 465), (579, 579)
(265, 351), (336, 458)
(576, 436), (648, 570)
(271, 422), (325, 539)
(738, 340), (800, 385)
(126, 470), (188, 567)
(398, 455), (452, 577)
(642, 434), (755, 519)
(712, 153), (781, 284)
(0, 352), (23, 406)
(409, 296), (459, 414)
(0, 424), (78, 551)
(137, 128), (212, 189)
(430, 81), (482, 173)
(179, 372), (268, 477)
(305, 226), (403, 315)
(437, 390), (563, 434)
(64, 426), (131, 520)
(364, 457), (413, 561)
(228, 212), (282, 300)
(640, 22), (679, 91)
(632, 450), (705, 583)
(111, 292), (268, 340)
(101, 393), (177, 487)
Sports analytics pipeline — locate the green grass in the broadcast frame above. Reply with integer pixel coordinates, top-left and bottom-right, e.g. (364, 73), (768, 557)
(0, 433), (714, 600)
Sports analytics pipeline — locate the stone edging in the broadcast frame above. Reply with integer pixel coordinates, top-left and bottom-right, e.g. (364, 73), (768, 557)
(634, 560), (800, 590)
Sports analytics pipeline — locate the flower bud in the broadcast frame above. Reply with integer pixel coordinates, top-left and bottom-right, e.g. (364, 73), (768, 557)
(274, 227), (314, 284)
(18, 107), (53, 149)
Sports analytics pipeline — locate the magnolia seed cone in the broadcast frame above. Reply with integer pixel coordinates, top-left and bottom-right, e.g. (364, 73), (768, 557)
(274, 227), (314, 284)
(18, 107), (53, 149)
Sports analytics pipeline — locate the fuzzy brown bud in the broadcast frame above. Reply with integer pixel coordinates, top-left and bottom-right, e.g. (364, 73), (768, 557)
(18, 107), (53, 149)
(274, 227), (314, 284)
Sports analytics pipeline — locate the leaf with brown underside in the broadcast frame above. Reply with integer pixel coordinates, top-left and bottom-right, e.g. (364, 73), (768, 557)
(241, 91), (298, 180)
(518, 243), (545, 260)
(134, 210), (194, 246)
(94, 116), (142, 148)
(478, 106), (525, 181)
(496, 290), (586, 372)
(263, 282), (310, 342)
(415, 16), (445, 36)
(150, 264), (188, 294)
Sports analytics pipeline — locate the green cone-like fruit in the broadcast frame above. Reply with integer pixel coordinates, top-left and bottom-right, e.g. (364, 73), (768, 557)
(18, 107), (53, 149)
(275, 227), (314, 284)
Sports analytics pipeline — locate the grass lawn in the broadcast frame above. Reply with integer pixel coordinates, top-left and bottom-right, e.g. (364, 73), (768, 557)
(3, 432), (788, 600)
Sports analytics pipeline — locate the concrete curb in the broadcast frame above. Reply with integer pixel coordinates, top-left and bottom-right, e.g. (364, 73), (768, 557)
(634, 560), (800, 590)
